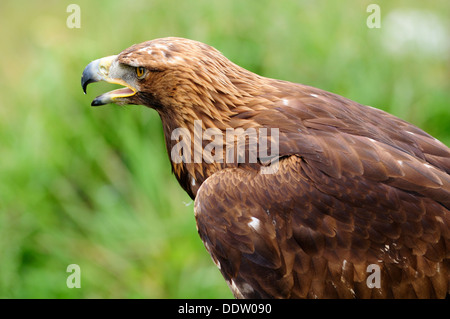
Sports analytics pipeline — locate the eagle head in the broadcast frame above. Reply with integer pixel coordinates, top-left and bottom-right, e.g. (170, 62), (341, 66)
(81, 37), (247, 111)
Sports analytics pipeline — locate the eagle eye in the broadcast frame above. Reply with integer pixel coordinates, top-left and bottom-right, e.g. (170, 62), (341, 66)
(136, 67), (146, 79)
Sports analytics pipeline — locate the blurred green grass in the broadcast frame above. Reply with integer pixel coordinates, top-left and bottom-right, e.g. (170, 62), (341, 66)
(0, 0), (448, 298)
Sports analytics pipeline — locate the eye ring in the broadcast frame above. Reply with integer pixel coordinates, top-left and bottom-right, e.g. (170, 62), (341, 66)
(136, 67), (146, 79)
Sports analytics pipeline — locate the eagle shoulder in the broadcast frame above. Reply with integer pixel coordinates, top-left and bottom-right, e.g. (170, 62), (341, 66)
(194, 153), (449, 298)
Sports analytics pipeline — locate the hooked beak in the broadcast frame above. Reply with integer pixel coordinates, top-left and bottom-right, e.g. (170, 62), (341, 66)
(81, 55), (137, 106)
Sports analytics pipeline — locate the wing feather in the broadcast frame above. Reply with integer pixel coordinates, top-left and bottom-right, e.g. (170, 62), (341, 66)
(195, 151), (449, 298)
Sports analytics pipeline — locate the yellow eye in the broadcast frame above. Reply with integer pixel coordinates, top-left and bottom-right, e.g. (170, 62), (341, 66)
(136, 67), (146, 79)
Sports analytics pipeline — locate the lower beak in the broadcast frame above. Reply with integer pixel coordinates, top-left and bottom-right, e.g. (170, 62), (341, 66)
(81, 55), (136, 106)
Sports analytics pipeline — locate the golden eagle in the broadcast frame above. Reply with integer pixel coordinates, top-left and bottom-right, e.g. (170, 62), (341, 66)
(82, 37), (449, 298)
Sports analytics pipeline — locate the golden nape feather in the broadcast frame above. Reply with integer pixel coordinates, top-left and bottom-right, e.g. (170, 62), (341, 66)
(82, 37), (450, 299)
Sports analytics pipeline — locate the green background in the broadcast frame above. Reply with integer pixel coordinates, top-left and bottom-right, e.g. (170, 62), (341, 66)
(0, 0), (448, 298)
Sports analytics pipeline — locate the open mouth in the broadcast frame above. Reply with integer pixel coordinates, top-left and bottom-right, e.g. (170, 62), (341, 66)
(81, 55), (138, 106)
(91, 85), (137, 106)
(108, 87), (135, 96)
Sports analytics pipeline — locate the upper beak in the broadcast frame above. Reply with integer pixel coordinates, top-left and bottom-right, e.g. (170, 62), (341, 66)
(81, 55), (137, 106)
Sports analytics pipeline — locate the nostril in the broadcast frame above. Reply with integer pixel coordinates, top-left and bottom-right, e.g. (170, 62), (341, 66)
(99, 65), (108, 75)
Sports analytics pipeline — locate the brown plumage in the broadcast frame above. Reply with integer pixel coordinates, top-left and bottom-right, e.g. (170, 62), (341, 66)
(81, 37), (450, 298)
